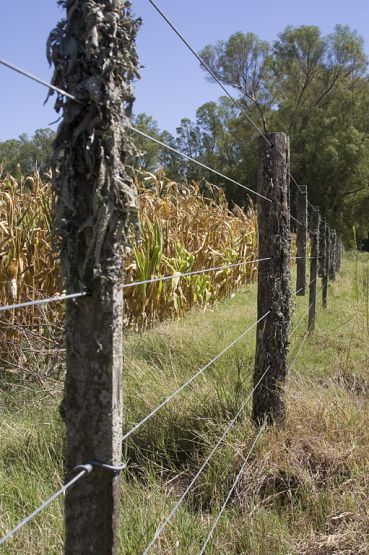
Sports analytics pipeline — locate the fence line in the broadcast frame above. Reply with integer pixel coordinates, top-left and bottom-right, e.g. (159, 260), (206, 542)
(290, 302), (314, 337)
(142, 366), (271, 554)
(121, 311), (270, 442)
(0, 58), (272, 205)
(122, 257), (270, 289)
(289, 329), (311, 372)
(0, 259), (269, 314)
(0, 253), (318, 314)
(0, 3), (346, 551)
(147, 0), (319, 227)
(0, 58), (81, 102)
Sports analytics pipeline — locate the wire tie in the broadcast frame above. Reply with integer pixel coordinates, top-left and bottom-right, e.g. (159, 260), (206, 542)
(73, 463), (94, 474)
(90, 460), (127, 474)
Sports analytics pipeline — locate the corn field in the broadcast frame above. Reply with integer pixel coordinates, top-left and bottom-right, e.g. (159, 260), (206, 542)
(0, 170), (258, 375)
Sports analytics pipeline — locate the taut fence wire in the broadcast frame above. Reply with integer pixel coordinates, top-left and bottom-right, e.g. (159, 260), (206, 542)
(0, 2), (345, 550)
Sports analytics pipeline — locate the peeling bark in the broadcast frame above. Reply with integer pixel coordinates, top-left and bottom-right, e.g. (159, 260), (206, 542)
(48, 2), (140, 553)
(253, 133), (291, 426)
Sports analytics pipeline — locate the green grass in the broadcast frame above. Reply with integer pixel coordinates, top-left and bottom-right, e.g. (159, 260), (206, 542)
(1, 253), (369, 554)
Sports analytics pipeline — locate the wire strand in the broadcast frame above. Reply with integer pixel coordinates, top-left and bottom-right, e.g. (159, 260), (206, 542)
(147, 0), (323, 218)
(0, 58), (80, 102)
(142, 366), (271, 554)
(290, 330), (310, 371)
(122, 311), (270, 442)
(0, 467), (91, 546)
(147, 0), (272, 147)
(0, 292), (89, 313)
(198, 424), (266, 554)
(290, 302), (314, 337)
(130, 126), (272, 203)
(122, 258), (270, 289)
(0, 58), (272, 205)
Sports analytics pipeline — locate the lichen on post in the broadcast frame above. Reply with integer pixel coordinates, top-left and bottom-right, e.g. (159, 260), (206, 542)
(252, 133), (291, 426)
(47, 1), (140, 553)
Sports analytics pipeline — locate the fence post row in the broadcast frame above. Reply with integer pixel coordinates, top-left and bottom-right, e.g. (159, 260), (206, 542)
(318, 217), (326, 280)
(253, 133), (291, 425)
(50, 2), (140, 553)
(296, 185), (307, 295)
(328, 229), (336, 281)
(308, 207), (320, 332)
(323, 223), (330, 308)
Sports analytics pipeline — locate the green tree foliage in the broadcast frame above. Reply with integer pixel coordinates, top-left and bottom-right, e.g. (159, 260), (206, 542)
(135, 24), (368, 243)
(1, 26), (368, 244)
(0, 128), (55, 177)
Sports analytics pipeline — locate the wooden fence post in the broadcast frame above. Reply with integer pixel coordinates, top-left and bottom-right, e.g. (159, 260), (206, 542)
(322, 223), (330, 308)
(318, 217), (326, 280)
(329, 229), (336, 281)
(308, 207), (320, 332)
(49, 2), (140, 553)
(318, 216), (327, 278)
(253, 133), (291, 425)
(296, 185), (307, 295)
(334, 235), (340, 273)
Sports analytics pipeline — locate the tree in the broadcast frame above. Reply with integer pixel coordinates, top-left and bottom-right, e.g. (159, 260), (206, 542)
(0, 129), (55, 176)
(200, 32), (275, 133)
(197, 25), (369, 243)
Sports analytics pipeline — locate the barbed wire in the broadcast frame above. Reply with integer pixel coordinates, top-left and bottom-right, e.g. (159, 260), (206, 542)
(198, 423), (266, 554)
(142, 366), (271, 554)
(121, 311), (270, 442)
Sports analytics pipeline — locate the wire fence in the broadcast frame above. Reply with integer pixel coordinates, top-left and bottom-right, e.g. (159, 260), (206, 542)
(0, 1), (345, 552)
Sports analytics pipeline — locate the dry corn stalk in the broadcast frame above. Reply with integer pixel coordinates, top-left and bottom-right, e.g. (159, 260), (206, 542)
(0, 171), (258, 373)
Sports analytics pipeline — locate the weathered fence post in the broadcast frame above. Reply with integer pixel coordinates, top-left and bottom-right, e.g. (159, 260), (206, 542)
(322, 223), (330, 308)
(49, 2), (140, 553)
(334, 235), (340, 273)
(308, 207), (320, 332)
(329, 229), (336, 281)
(318, 217), (326, 280)
(296, 185), (307, 295)
(253, 133), (291, 425)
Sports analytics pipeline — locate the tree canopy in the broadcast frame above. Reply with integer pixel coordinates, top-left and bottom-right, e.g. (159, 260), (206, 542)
(0, 25), (368, 245)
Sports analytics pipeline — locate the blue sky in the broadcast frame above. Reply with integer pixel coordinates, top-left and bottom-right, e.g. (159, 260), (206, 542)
(1, 0), (369, 140)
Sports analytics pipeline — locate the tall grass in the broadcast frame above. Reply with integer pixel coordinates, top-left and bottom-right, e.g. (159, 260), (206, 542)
(1, 255), (369, 554)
